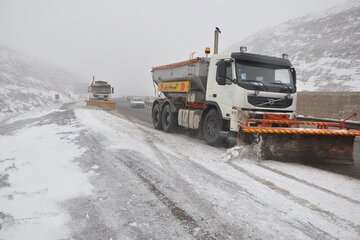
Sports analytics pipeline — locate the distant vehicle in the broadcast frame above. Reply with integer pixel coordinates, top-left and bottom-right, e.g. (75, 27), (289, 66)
(86, 76), (116, 110)
(130, 98), (145, 108)
(88, 80), (114, 100)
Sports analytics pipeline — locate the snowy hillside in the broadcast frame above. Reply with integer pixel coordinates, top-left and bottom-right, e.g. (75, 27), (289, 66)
(231, 0), (360, 91)
(0, 47), (86, 116)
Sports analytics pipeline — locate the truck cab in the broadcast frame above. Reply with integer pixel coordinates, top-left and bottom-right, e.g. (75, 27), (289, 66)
(206, 50), (297, 132)
(88, 80), (114, 100)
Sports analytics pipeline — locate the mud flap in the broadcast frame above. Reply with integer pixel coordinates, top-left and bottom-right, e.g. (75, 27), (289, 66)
(258, 134), (355, 164)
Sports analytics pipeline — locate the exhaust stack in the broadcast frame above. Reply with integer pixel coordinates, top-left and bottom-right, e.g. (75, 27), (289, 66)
(214, 27), (221, 55)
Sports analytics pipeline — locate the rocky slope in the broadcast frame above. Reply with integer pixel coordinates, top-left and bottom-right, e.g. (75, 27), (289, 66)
(0, 47), (86, 116)
(231, 0), (360, 91)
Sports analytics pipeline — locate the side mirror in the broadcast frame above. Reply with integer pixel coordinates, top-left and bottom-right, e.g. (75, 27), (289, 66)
(112, 87), (114, 94)
(216, 60), (227, 85)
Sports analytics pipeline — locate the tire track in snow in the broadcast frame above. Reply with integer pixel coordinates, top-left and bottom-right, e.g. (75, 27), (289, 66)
(110, 110), (358, 238)
(137, 137), (242, 239)
(132, 120), (268, 208)
(75, 130), (191, 240)
(116, 110), (340, 239)
(151, 141), (343, 239)
(115, 151), (219, 240)
(120, 113), (337, 239)
(256, 163), (360, 205)
(116, 112), (245, 240)
(227, 160), (360, 235)
(287, 219), (338, 240)
(155, 144), (267, 207)
(141, 131), (340, 239)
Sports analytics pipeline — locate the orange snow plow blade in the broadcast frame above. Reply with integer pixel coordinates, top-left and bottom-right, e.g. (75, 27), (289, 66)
(240, 118), (360, 164)
(86, 99), (116, 110)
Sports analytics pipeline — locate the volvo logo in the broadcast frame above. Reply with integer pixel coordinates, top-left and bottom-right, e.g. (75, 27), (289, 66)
(267, 99), (277, 105)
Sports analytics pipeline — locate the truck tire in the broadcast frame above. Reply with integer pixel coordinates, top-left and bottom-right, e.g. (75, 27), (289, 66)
(161, 104), (177, 132)
(152, 103), (162, 130)
(202, 109), (223, 146)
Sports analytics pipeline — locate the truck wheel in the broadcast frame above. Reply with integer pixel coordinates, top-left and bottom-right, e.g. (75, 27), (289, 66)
(161, 104), (177, 132)
(152, 103), (162, 130)
(202, 109), (223, 146)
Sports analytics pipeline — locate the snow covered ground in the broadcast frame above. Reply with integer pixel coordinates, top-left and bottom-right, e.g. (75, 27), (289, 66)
(75, 108), (360, 239)
(1, 105), (360, 239)
(0, 104), (65, 124)
(0, 47), (87, 118)
(0, 106), (93, 240)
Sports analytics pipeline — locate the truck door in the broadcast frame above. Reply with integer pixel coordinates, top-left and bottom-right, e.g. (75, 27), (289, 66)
(206, 59), (235, 119)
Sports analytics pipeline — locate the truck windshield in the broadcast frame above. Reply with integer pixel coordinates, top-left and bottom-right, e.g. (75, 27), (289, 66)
(235, 62), (294, 91)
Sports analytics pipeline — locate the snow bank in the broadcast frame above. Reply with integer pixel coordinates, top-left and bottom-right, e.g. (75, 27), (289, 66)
(0, 123), (92, 240)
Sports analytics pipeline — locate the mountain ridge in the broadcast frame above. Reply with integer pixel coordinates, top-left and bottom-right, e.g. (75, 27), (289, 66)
(230, 0), (360, 91)
(0, 46), (87, 116)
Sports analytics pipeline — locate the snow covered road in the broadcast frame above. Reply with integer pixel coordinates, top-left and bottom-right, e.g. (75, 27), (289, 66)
(1, 105), (360, 239)
(0, 107), (93, 239)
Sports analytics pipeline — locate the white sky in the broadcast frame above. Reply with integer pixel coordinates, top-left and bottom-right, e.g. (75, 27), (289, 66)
(0, 0), (348, 96)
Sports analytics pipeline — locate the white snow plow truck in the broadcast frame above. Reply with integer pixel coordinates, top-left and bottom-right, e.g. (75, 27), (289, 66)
(151, 28), (360, 163)
(86, 76), (116, 110)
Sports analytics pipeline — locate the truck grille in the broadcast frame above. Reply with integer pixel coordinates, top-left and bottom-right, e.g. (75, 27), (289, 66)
(248, 96), (293, 109)
(91, 86), (111, 94)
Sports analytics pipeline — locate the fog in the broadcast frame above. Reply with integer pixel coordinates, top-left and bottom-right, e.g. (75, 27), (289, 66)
(0, 0), (347, 96)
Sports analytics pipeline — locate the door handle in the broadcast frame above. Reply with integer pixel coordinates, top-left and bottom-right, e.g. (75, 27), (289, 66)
(212, 94), (217, 98)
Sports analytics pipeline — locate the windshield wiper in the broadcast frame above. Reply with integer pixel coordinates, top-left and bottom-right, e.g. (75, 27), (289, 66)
(241, 80), (265, 86)
(270, 82), (292, 92)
